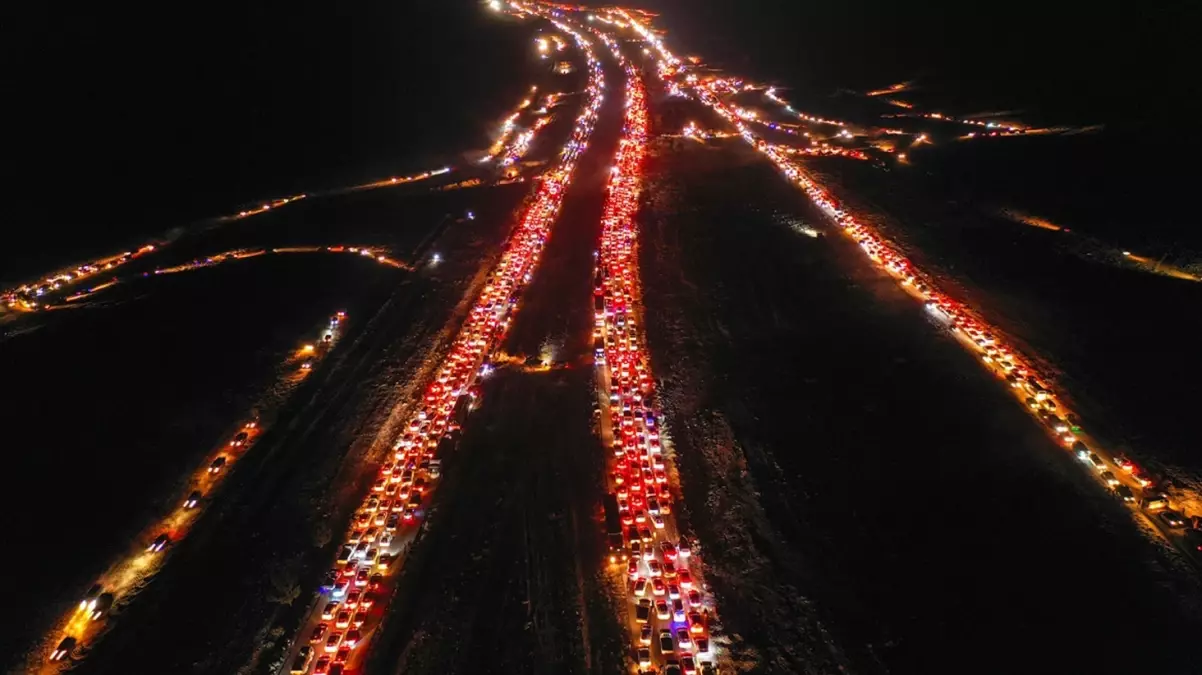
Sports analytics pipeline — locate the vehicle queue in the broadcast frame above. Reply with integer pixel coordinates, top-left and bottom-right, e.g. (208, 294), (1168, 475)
(279, 19), (608, 674)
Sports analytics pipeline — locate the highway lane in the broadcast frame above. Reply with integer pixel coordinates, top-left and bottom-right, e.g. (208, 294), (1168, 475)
(29, 310), (348, 673)
(273, 18), (608, 675)
(564, 22), (723, 675)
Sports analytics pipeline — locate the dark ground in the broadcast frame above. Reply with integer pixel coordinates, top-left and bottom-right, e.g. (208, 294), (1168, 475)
(364, 45), (631, 675)
(636, 137), (1202, 675)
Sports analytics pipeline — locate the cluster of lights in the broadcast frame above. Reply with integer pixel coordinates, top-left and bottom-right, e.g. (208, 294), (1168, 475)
(56, 246), (404, 306)
(275, 15), (609, 672)
(6, 164), (457, 316)
(607, 7), (1202, 559)
(583, 27), (720, 675)
(43, 312), (347, 667)
(3, 244), (157, 313)
(762, 87), (851, 127)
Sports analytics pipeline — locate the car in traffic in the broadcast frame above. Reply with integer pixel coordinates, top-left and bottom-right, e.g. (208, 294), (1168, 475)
(50, 637), (76, 662)
(147, 533), (170, 552)
(183, 490), (202, 509)
(290, 646), (314, 674)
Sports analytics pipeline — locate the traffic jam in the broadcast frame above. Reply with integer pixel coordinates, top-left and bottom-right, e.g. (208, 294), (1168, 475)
(579, 22), (723, 675)
(277, 19), (607, 675)
(609, 8), (1202, 562)
(44, 311), (347, 669)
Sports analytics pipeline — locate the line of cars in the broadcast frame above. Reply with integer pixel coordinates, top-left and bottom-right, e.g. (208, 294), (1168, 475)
(280, 22), (608, 675)
(578, 29), (720, 675)
(45, 312), (346, 669)
(609, 10), (1202, 565)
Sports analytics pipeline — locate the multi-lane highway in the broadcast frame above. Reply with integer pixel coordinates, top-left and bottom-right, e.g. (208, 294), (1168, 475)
(273, 18), (607, 675)
(12, 2), (1202, 674)
(583, 29), (723, 674)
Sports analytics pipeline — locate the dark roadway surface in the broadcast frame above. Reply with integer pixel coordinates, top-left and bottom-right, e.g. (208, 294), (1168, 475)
(62, 182), (526, 675)
(363, 43), (631, 675)
(636, 138), (1202, 675)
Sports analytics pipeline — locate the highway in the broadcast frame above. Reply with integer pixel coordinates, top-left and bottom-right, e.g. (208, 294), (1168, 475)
(596, 1), (1202, 570)
(272, 18), (607, 675)
(572, 17), (721, 675)
(33, 311), (347, 672)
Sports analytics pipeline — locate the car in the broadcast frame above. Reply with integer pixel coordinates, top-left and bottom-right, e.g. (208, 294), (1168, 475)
(334, 646), (351, 664)
(1099, 471), (1120, 487)
(344, 628), (362, 648)
(655, 599), (671, 620)
(309, 623), (329, 643)
(1141, 493), (1170, 511)
(1087, 453), (1105, 471)
(291, 646), (314, 674)
(50, 637), (76, 662)
(355, 569), (370, 587)
(678, 570), (693, 588)
(652, 514), (666, 529)
(688, 611), (705, 633)
(663, 561), (677, 579)
(659, 629), (675, 654)
(1159, 510), (1187, 528)
(352, 611), (367, 628)
(79, 584), (104, 612)
(637, 648), (652, 669)
(183, 490), (202, 509)
(635, 598), (651, 623)
(673, 599), (687, 623)
(660, 542), (677, 560)
(695, 636), (710, 654)
(322, 602), (340, 621)
(652, 578), (666, 596)
(663, 659), (682, 675)
(314, 656), (332, 674)
(332, 580), (349, 599)
(639, 624), (652, 646)
(687, 590), (703, 608)
(627, 559), (639, 579)
(325, 632), (343, 653)
(676, 628), (692, 649)
(1072, 441), (1090, 461)
(668, 583), (681, 600)
(88, 592), (113, 621)
(344, 591), (361, 608)
(209, 456), (227, 473)
(1114, 485), (1136, 503)
(1113, 455), (1135, 472)
(633, 578), (648, 597)
(1132, 472), (1155, 488)
(647, 560), (662, 577)
(147, 533), (170, 552)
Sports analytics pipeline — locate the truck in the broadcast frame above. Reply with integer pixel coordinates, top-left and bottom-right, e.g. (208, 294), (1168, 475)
(604, 493), (625, 562)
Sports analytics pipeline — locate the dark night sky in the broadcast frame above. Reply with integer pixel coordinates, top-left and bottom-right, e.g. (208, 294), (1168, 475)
(3, 0), (1197, 276)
